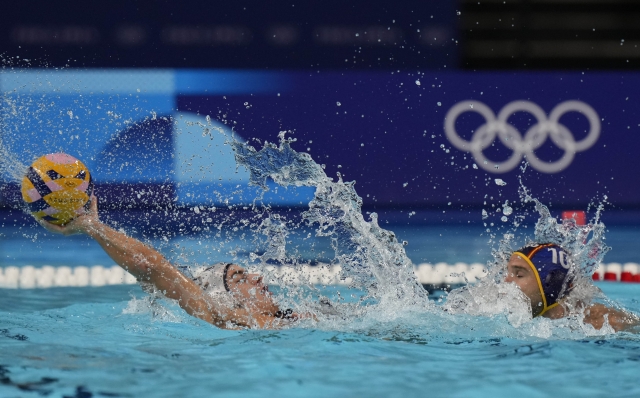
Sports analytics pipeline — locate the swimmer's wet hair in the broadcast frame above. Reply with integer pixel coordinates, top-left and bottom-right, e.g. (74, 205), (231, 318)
(514, 243), (573, 317)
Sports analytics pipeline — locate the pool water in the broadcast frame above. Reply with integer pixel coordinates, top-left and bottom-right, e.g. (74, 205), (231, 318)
(0, 283), (639, 398)
(1, 221), (640, 397)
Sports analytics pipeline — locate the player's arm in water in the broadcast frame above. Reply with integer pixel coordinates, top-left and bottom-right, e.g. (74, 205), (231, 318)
(37, 197), (287, 330)
(576, 303), (638, 332)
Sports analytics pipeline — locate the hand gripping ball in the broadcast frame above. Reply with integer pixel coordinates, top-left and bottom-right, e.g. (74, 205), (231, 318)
(21, 153), (94, 225)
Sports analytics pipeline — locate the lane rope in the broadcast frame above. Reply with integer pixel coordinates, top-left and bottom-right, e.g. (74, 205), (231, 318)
(0, 263), (636, 289)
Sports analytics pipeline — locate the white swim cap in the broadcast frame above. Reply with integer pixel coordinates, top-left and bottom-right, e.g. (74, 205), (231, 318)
(192, 263), (231, 294)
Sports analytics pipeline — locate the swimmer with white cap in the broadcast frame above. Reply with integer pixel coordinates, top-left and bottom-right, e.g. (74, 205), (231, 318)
(39, 196), (303, 329)
(505, 243), (638, 331)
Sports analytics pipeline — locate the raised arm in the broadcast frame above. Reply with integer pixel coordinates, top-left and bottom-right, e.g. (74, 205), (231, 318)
(38, 197), (258, 329)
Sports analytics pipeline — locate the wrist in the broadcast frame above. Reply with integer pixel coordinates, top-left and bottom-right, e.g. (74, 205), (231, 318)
(82, 218), (106, 239)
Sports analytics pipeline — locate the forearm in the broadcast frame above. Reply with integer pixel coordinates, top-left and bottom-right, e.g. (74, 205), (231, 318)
(83, 221), (221, 323)
(584, 304), (639, 332)
(84, 221), (168, 281)
(607, 309), (639, 332)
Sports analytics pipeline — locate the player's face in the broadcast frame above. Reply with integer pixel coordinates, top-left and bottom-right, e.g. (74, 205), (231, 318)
(504, 253), (544, 317)
(225, 265), (280, 315)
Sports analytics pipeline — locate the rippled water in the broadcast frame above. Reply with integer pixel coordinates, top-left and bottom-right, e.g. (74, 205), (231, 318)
(1, 282), (639, 397)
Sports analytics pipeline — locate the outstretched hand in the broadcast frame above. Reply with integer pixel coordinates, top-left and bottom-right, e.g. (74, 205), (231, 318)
(38, 195), (100, 236)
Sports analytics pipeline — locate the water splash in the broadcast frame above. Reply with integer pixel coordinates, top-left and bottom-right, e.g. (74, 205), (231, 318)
(442, 176), (615, 336)
(521, 184), (610, 280)
(0, 83), (28, 182)
(232, 132), (429, 316)
(229, 129), (632, 337)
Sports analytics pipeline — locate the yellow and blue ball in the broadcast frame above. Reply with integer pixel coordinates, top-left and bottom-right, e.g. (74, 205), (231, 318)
(21, 153), (93, 225)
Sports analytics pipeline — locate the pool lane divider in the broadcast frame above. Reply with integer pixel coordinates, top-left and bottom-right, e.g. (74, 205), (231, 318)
(592, 262), (640, 282)
(0, 265), (138, 289)
(1, 263), (638, 289)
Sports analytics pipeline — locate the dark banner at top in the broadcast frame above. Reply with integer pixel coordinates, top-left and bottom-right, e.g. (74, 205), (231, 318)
(0, 0), (457, 69)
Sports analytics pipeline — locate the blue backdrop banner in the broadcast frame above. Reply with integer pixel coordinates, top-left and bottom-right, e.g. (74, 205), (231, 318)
(0, 70), (636, 210)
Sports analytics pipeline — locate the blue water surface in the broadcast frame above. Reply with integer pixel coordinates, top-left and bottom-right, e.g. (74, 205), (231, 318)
(1, 220), (639, 397)
(0, 283), (639, 398)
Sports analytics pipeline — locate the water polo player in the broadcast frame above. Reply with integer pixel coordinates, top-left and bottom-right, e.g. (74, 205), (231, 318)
(505, 243), (638, 331)
(38, 196), (302, 330)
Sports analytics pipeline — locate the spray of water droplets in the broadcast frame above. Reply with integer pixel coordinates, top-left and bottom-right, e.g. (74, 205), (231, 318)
(228, 133), (623, 337)
(231, 132), (429, 323)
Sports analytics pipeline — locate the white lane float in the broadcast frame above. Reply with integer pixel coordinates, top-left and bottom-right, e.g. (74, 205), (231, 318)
(0, 263), (639, 289)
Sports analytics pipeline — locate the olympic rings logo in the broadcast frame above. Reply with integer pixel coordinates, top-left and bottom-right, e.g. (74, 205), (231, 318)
(444, 100), (601, 174)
